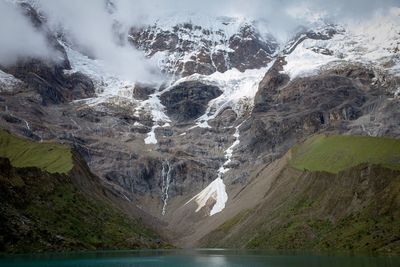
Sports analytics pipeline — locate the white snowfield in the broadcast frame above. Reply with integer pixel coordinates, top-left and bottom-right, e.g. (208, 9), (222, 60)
(283, 8), (400, 79)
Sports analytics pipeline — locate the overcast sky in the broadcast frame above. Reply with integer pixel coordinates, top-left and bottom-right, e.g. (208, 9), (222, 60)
(124, 0), (399, 22)
(0, 0), (398, 81)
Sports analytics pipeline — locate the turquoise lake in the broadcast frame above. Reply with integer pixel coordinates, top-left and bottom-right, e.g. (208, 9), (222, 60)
(1, 250), (399, 267)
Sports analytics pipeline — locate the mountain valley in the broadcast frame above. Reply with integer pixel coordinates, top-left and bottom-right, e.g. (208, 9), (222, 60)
(0, 0), (399, 254)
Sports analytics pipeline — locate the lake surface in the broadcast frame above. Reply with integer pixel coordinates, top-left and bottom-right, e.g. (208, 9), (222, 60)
(1, 249), (399, 267)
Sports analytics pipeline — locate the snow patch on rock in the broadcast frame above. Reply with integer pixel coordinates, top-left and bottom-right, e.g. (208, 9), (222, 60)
(0, 70), (23, 92)
(185, 122), (243, 216)
(283, 42), (337, 78)
(132, 13), (277, 76)
(186, 177), (228, 216)
(144, 125), (158, 145)
(137, 89), (171, 145)
(172, 64), (273, 129)
(284, 8), (400, 79)
(64, 45), (138, 105)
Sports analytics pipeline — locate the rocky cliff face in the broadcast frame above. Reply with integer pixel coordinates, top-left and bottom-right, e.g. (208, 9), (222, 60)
(1, 2), (400, 252)
(160, 81), (223, 122)
(242, 59), (400, 162)
(129, 16), (278, 76)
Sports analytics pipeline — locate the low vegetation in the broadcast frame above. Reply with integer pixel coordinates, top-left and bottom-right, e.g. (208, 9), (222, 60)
(290, 134), (400, 173)
(0, 131), (167, 253)
(201, 135), (400, 254)
(0, 129), (73, 173)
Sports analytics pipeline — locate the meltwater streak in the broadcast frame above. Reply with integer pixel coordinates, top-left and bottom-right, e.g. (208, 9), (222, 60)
(161, 160), (172, 216)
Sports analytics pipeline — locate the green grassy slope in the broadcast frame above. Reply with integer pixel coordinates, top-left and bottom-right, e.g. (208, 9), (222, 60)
(202, 165), (400, 254)
(0, 165), (165, 252)
(201, 135), (400, 254)
(244, 166), (400, 253)
(290, 134), (400, 173)
(0, 130), (72, 173)
(0, 131), (168, 253)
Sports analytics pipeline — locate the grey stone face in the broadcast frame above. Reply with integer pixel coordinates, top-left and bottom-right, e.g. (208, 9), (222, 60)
(129, 21), (278, 77)
(160, 81), (223, 122)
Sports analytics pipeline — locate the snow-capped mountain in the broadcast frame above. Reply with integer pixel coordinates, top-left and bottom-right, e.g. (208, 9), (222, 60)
(129, 14), (278, 76)
(282, 8), (400, 80)
(1, 1), (400, 251)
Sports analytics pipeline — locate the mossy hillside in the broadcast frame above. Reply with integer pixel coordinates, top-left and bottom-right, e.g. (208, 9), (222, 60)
(0, 130), (72, 173)
(0, 130), (168, 252)
(201, 210), (251, 248)
(0, 158), (167, 253)
(202, 165), (400, 254)
(290, 134), (400, 173)
(23, 182), (161, 251)
(246, 183), (400, 254)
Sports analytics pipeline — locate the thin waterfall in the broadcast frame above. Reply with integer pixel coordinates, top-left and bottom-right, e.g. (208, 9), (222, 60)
(161, 160), (172, 216)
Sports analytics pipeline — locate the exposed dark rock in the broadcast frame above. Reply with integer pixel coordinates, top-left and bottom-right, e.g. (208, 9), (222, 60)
(228, 25), (276, 72)
(253, 57), (290, 113)
(284, 24), (343, 54)
(133, 84), (156, 100)
(244, 60), (386, 160)
(160, 81), (222, 122)
(211, 52), (228, 73)
(2, 54), (94, 105)
(2, 114), (22, 124)
(129, 22), (278, 76)
(65, 72), (95, 100)
(180, 49), (216, 77)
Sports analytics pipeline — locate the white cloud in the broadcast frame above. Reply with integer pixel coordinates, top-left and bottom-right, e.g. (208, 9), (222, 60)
(111, 0), (399, 42)
(0, 1), (56, 66)
(37, 0), (162, 82)
(0, 0), (397, 78)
